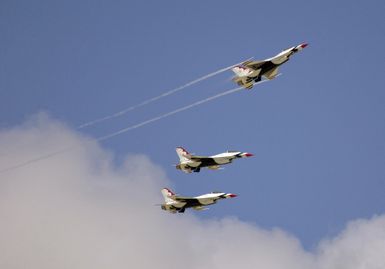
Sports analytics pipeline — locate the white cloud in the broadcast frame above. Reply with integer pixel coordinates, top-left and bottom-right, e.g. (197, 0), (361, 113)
(0, 114), (384, 269)
(316, 216), (385, 269)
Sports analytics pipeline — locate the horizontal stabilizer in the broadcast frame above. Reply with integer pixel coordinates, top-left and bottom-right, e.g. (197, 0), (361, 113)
(232, 77), (253, 89)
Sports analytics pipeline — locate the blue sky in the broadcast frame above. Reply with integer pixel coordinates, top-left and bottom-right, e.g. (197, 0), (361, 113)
(1, 0), (384, 250)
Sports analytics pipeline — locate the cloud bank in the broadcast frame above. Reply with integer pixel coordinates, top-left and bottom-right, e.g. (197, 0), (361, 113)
(0, 114), (384, 269)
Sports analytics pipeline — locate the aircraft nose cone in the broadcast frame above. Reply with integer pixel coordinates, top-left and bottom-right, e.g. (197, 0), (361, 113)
(300, 43), (308, 48)
(227, 193), (237, 198)
(244, 153), (254, 157)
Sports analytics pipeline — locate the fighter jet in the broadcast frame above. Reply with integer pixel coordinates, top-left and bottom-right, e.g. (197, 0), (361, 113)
(160, 188), (237, 213)
(175, 147), (253, 173)
(232, 42), (308, 89)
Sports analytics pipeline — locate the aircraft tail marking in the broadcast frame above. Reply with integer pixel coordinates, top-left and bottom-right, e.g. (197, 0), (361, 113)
(161, 188), (176, 203)
(176, 147), (192, 162)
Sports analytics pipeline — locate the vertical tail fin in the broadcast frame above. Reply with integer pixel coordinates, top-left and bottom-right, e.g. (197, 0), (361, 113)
(161, 188), (176, 203)
(176, 147), (192, 162)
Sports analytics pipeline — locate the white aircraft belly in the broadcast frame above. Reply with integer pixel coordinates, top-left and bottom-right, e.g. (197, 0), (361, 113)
(212, 152), (240, 158)
(211, 153), (238, 164)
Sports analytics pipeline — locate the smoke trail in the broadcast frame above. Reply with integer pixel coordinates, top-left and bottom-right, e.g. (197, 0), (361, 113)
(96, 86), (245, 141)
(77, 59), (251, 129)
(96, 78), (269, 141)
(0, 80), (268, 174)
(0, 147), (72, 174)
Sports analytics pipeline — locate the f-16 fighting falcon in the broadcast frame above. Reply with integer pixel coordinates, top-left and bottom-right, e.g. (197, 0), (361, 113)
(232, 42), (308, 89)
(175, 147), (253, 173)
(160, 188), (237, 213)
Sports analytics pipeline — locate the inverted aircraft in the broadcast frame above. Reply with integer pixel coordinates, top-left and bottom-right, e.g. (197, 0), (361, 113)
(175, 147), (253, 173)
(160, 188), (237, 213)
(232, 42), (308, 89)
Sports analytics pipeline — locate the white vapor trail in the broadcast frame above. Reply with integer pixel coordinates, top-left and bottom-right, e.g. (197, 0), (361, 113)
(96, 86), (244, 141)
(0, 147), (72, 174)
(0, 80), (268, 174)
(77, 59), (251, 129)
(96, 79), (268, 141)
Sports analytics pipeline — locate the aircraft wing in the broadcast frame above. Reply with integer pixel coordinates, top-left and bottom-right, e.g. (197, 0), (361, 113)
(243, 60), (268, 70)
(263, 66), (279, 79)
